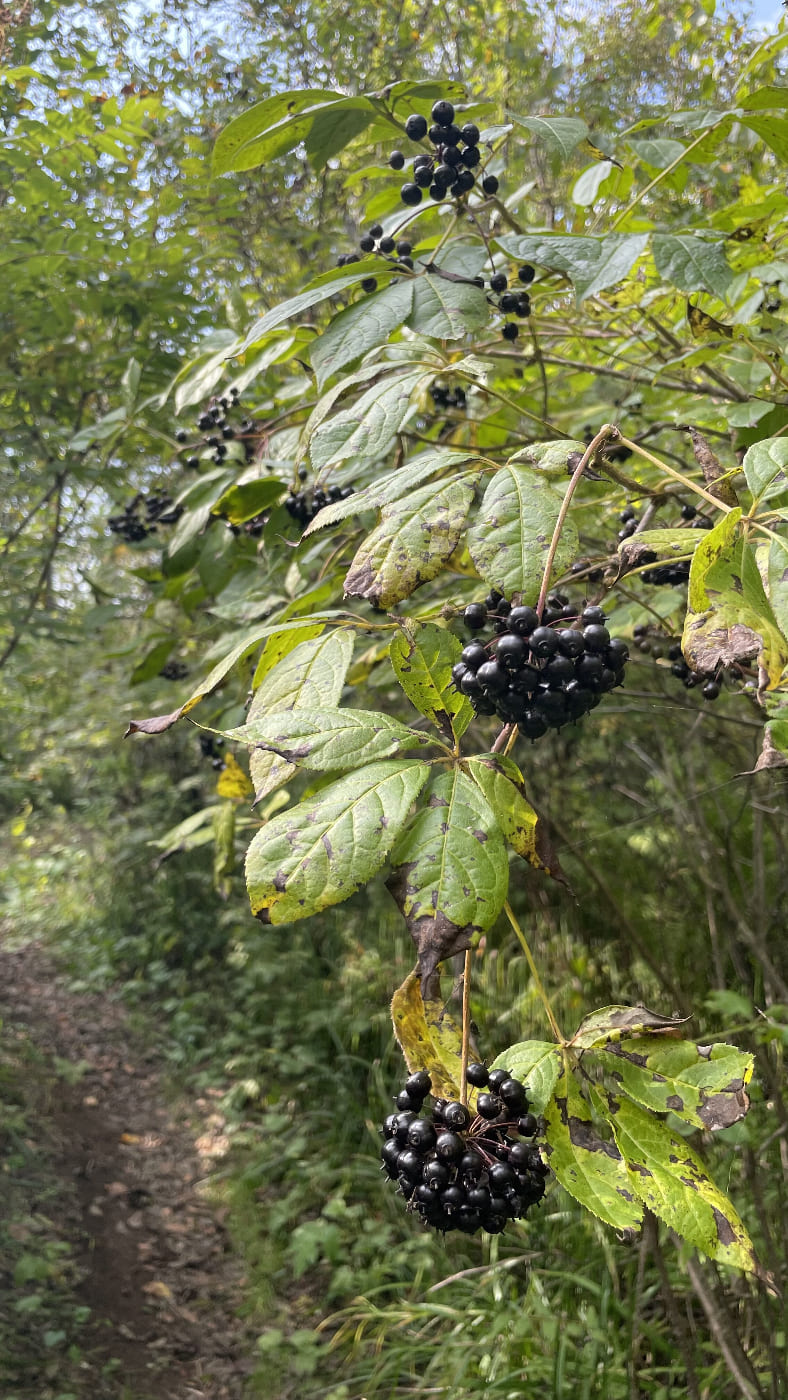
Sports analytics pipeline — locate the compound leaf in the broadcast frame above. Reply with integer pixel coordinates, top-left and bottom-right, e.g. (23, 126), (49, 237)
(228, 707), (431, 770)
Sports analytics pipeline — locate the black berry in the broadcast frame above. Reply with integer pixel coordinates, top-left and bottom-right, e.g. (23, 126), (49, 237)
(431, 99), (455, 126)
(405, 114), (428, 140)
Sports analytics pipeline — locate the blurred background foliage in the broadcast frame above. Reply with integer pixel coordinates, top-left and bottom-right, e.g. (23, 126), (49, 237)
(1, 0), (788, 1397)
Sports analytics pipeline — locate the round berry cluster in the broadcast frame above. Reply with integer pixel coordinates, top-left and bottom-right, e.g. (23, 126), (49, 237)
(388, 100), (499, 208)
(284, 467), (355, 528)
(336, 224), (414, 277)
(175, 388), (262, 470)
(451, 593), (628, 739)
(381, 1066), (547, 1236)
(107, 492), (183, 543)
(491, 264), (535, 341)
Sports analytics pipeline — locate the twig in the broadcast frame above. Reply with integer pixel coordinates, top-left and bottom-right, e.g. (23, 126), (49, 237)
(536, 424), (618, 619)
(460, 948), (472, 1108)
(503, 900), (564, 1042)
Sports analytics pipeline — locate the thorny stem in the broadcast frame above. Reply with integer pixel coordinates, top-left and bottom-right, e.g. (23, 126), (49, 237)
(504, 900), (564, 1043)
(536, 423), (618, 619)
(460, 947), (472, 1108)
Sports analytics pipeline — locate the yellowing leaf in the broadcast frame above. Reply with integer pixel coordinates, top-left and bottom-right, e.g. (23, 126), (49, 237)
(216, 751), (253, 800)
(391, 971), (470, 1101)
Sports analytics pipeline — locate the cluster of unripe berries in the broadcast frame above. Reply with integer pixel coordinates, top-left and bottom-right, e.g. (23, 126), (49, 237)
(618, 502), (714, 586)
(284, 466), (355, 528)
(381, 1066), (547, 1236)
(451, 593), (628, 739)
(336, 225), (414, 279)
(174, 388), (258, 469)
(388, 100), (500, 208)
(107, 492), (183, 543)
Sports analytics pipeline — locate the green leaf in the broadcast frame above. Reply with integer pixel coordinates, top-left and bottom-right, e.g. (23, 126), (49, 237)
(389, 621), (472, 742)
(512, 438), (587, 478)
(120, 356), (141, 412)
(627, 137), (687, 168)
(173, 331), (239, 413)
(684, 510), (788, 686)
(69, 406), (127, 451)
(303, 447), (479, 535)
(571, 1005), (689, 1051)
(571, 161), (615, 207)
(388, 769), (508, 982)
(618, 527), (700, 570)
(247, 631), (354, 800)
(464, 755), (548, 871)
(543, 1063), (644, 1230)
(239, 271), (392, 353)
(130, 639), (174, 685)
(738, 85), (788, 110)
(310, 279), (414, 388)
(510, 114), (589, 160)
(767, 538), (788, 638)
(409, 272), (489, 339)
(466, 464), (577, 602)
(743, 437), (788, 504)
(310, 369), (427, 471)
(742, 113), (788, 162)
(494, 233), (647, 304)
(212, 90), (375, 175)
(211, 477), (285, 525)
(601, 1038), (754, 1131)
(227, 706), (431, 769)
(607, 1094), (759, 1275)
(652, 234), (732, 300)
(245, 759), (430, 924)
(343, 472), (479, 608)
(490, 1041), (561, 1115)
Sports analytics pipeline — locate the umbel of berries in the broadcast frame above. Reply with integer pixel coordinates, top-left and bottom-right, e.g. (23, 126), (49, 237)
(393, 97), (487, 207)
(380, 1066), (547, 1236)
(452, 594), (629, 740)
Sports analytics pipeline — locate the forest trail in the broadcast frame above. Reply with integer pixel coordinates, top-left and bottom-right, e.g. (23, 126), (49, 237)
(0, 941), (254, 1399)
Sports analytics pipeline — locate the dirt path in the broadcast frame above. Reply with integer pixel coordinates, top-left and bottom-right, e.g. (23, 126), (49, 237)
(0, 941), (255, 1399)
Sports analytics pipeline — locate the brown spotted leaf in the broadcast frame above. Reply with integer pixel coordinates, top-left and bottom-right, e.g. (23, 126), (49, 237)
(606, 1093), (760, 1275)
(387, 768), (508, 989)
(226, 707), (432, 769)
(685, 426), (739, 506)
(343, 472), (479, 609)
(389, 621), (473, 742)
(571, 1005), (688, 1051)
(464, 753), (557, 874)
(600, 1038), (753, 1130)
(391, 971), (471, 1101)
(245, 759), (430, 924)
(543, 1060), (643, 1230)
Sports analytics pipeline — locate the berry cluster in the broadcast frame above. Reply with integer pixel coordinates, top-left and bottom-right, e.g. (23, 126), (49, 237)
(381, 1066), (547, 1236)
(159, 659), (189, 682)
(336, 224), (414, 275)
(388, 100), (499, 208)
(451, 593), (628, 740)
(429, 381), (466, 413)
(633, 628), (732, 701)
(490, 264), (535, 341)
(107, 492), (183, 543)
(175, 388), (260, 470)
(284, 468), (355, 528)
(618, 503), (714, 587)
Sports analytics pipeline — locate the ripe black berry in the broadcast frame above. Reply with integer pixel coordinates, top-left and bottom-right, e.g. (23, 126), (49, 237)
(518, 264), (535, 283)
(502, 322), (519, 341)
(405, 113), (428, 140)
(461, 144), (481, 167)
(482, 174), (499, 194)
(359, 234), (375, 252)
(477, 1093), (503, 1120)
(406, 1070), (432, 1098)
(681, 502), (697, 520)
(498, 1078), (528, 1110)
(583, 623), (610, 652)
(490, 272), (508, 293)
(361, 277), (377, 292)
(400, 182), (423, 206)
(442, 1101), (471, 1131)
(517, 1113), (538, 1137)
(379, 235), (395, 253)
(431, 99), (455, 126)
(368, 223), (383, 238)
(702, 680), (720, 700)
(435, 1131), (465, 1161)
(396, 240), (412, 256)
(466, 1062), (489, 1088)
(454, 168), (475, 192)
(389, 149), (405, 169)
(529, 626), (559, 658)
(175, 428), (188, 442)
(461, 121), (480, 144)
(186, 456), (200, 470)
(499, 292), (518, 313)
(413, 163), (434, 187)
(407, 1118), (437, 1152)
(581, 605), (606, 624)
(443, 144), (463, 167)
